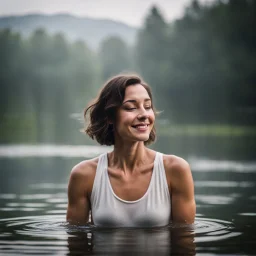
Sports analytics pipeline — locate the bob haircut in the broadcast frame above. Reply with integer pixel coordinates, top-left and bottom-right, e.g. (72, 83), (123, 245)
(84, 74), (157, 146)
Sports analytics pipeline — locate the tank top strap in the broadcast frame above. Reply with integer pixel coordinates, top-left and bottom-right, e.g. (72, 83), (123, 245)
(97, 153), (108, 173)
(90, 153), (108, 204)
(153, 152), (169, 190)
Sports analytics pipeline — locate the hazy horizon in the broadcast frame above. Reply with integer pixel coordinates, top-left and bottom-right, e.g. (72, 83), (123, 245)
(0, 0), (214, 27)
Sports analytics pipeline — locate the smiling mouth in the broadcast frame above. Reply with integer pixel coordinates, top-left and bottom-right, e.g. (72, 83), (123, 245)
(131, 124), (149, 128)
(131, 124), (149, 131)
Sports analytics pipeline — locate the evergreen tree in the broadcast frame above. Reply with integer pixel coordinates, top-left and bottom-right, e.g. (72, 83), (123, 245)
(135, 6), (170, 109)
(99, 36), (132, 80)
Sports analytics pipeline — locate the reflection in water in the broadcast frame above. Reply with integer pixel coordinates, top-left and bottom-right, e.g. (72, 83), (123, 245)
(0, 211), (245, 254)
(195, 181), (254, 188)
(196, 194), (237, 205)
(67, 226), (195, 256)
(66, 219), (242, 255)
(0, 213), (237, 255)
(0, 144), (110, 158)
(189, 158), (256, 173)
(67, 232), (93, 255)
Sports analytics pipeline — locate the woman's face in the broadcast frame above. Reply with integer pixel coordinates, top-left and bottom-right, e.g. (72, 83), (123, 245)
(114, 84), (155, 144)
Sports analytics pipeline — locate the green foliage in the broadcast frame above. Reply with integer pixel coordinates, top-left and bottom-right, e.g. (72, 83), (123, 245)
(98, 36), (133, 80)
(0, 29), (100, 144)
(1, 0), (256, 144)
(135, 1), (256, 124)
(136, 6), (170, 107)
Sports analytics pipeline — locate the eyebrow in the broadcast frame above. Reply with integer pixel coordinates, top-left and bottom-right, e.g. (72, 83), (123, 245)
(122, 98), (151, 104)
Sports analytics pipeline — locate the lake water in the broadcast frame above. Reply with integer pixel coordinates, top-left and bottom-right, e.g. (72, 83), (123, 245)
(0, 144), (256, 255)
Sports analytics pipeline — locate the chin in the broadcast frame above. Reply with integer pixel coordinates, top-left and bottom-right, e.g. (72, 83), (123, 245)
(134, 134), (150, 142)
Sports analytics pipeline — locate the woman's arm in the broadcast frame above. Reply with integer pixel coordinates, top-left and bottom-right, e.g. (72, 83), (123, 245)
(165, 155), (196, 224)
(66, 161), (94, 225)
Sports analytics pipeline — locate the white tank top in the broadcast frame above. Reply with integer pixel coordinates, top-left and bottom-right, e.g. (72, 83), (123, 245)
(90, 152), (171, 227)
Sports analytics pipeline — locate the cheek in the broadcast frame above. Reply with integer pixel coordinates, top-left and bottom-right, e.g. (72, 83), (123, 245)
(116, 112), (134, 127)
(149, 111), (155, 123)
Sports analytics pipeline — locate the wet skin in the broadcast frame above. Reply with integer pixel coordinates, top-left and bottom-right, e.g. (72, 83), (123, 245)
(66, 84), (196, 226)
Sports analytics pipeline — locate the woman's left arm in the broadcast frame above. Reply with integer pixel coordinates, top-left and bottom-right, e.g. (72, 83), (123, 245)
(165, 156), (196, 224)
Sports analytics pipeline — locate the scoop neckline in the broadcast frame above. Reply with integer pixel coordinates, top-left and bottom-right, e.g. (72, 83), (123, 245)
(105, 152), (158, 204)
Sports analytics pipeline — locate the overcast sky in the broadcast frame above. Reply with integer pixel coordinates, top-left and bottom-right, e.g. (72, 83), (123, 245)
(0, 0), (214, 27)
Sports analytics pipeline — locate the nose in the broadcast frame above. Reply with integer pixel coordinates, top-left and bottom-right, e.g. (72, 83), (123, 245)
(138, 116), (149, 123)
(137, 109), (149, 120)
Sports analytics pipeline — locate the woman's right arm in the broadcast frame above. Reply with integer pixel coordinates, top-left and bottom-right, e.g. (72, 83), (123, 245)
(66, 162), (93, 225)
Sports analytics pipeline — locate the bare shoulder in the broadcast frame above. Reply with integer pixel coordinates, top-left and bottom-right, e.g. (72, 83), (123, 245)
(70, 157), (98, 178)
(68, 157), (99, 191)
(163, 154), (190, 173)
(162, 154), (193, 188)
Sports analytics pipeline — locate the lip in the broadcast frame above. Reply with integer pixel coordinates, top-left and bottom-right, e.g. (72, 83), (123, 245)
(131, 123), (150, 132)
(131, 123), (150, 128)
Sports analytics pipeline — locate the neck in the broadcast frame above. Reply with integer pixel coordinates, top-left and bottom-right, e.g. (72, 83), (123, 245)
(110, 141), (148, 173)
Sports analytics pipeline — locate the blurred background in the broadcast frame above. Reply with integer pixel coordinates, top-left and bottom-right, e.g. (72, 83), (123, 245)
(0, 0), (255, 156)
(0, 0), (256, 161)
(0, 1), (256, 254)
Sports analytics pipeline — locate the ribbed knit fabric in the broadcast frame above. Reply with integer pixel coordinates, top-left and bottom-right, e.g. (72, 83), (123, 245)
(91, 152), (171, 227)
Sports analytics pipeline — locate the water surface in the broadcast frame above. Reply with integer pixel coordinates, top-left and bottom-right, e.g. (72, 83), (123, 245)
(0, 145), (256, 255)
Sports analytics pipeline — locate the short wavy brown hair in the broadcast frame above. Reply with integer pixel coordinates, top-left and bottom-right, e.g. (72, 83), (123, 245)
(84, 74), (157, 146)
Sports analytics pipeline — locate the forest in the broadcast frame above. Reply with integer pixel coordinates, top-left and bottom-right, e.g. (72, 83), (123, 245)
(1, 0), (256, 144)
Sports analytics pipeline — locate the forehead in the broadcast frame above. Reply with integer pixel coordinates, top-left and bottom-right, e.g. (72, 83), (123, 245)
(123, 84), (150, 101)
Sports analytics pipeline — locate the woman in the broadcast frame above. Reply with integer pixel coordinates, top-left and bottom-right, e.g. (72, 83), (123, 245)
(66, 74), (196, 227)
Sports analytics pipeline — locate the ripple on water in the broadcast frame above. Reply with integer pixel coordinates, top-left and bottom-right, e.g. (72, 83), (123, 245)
(0, 215), (241, 240)
(0, 194), (17, 199)
(19, 194), (53, 200)
(30, 183), (66, 189)
(196, 194), (238, 205)
(239, 212), (256, 216)
(47, 210), (67, 214)
(189, 158), (256, 173)
(195, 181), (254, 188)
(0, 215), (242, 255)
(45, 198), (67, 203)
(1, 215), (68, 239)
(194, 218), (241, 243)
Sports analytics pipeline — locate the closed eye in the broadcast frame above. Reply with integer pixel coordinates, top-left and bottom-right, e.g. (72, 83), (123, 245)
(125, 107), (136, 111)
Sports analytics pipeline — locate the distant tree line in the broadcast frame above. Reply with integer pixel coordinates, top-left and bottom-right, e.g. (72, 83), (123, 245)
(0, 0), (255, 144)
(0, 29), (100, 143)
(136, 0), (256, 124)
